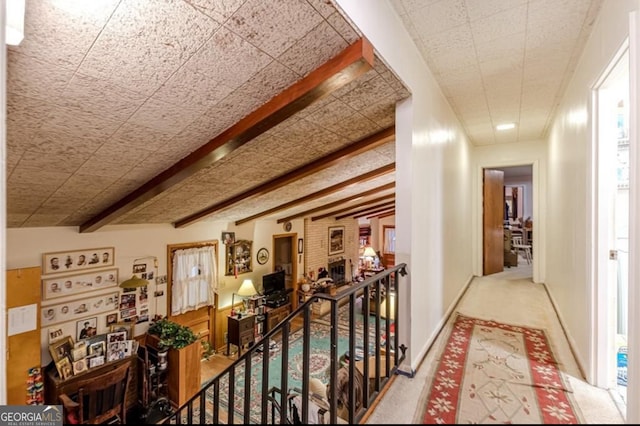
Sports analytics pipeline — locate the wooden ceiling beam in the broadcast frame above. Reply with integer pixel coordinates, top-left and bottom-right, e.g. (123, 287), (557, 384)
(275, 183), (395, 224)
(334, 202), (395, 220)
(367, 209), (395, 219)
(310, 196), (395, 222)
(79, 38), (375, 233)
(175, 126), (394, 228)
(234, 164), (395, 225)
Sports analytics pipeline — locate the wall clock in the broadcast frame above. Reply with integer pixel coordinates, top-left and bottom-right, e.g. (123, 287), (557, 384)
(283, 221), (292, 232)
(257, 248), (269, 265)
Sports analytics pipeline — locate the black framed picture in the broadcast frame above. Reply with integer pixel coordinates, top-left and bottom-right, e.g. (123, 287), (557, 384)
(298, 238), (304, 254)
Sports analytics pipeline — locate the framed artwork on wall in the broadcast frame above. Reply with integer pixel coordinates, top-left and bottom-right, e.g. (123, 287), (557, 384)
(42, 247), (115, 275)
(41, 291), (119, 327)
(42, 268), (118, 301)
(328, 226), (345, 256)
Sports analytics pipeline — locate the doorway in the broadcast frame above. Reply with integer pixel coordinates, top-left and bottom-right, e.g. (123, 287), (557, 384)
(273, 233), (298, 307)
(594, 46), (629, 409)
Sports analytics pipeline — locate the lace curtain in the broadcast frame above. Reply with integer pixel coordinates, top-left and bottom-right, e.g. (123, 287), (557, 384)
(171, 246), (217, 316)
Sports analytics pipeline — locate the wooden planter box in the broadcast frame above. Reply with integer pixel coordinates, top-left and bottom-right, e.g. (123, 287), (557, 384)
(145, 334), (201, 408)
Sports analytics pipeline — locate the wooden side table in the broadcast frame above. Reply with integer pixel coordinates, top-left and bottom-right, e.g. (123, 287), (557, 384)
(227, 314), (255, 357)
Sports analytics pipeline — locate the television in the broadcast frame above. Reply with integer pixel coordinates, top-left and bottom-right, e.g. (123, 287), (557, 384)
(262, 270), (286, 296)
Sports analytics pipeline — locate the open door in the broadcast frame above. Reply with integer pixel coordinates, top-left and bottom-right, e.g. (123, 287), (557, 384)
(483, 168), (505, 275)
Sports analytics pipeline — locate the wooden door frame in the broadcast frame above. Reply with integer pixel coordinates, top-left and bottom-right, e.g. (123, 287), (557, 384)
(474, 161), (541, 282)
(166, 240), (218, 348)
(272, 233), (298, 308)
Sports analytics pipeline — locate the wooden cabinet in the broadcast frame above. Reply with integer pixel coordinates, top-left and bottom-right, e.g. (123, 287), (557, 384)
(266, 304), (291, 331)
(227, 314), (255, 357)
(44, 356), (137, 410)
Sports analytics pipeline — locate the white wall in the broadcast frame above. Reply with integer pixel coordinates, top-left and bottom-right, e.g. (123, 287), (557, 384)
(6, 218), (306, 367)
(336, 0), (474, 372)
(546, 2), (639, 422)
(473, 139), (547, 283)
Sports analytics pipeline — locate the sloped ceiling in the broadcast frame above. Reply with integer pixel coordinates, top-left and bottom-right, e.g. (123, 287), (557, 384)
(7, 0), (408, 230)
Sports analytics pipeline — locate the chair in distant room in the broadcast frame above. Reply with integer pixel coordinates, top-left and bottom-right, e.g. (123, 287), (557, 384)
(511, 235), (533, 265)
(59, 362), (131, 424)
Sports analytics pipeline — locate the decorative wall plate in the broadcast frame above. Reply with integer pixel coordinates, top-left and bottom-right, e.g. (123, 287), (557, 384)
(257, 248), (269, 265)
(283, 221), (292, 232)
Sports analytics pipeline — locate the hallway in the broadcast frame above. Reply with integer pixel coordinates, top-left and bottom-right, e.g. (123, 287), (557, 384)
(366, 258), (625, 424)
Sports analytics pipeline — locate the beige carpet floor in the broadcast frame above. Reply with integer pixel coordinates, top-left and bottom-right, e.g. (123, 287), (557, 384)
(365, 258), (625, 424)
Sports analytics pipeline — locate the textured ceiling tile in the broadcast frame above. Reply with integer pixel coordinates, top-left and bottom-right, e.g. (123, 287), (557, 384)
(6, 92), (52, 150)
(39, 105), (122, 140)
(475, 32), (526, 65)
(128, 98), (202, 135)
(226, 0), (324, 57)
(18, 150), (91, 174)
(202, 85), (265, 129)
(328, 113), (380, 141)
(153, 67), (236, 111)
(92, 141), (156, 168)
(12, 0), (120, 69)
(305, 99), (356, 128)
(7, 214), (31, 228)
(187, 0), (246, 23)
(38, 195), (89, 214)
(277, 21), (348, 76)
(29, 130), (105, 157)
(189, 27), (274, 89)
(7, 51), (76, 100)
(307, 0), (337, 18)
(231, 60), (300, 108)
(470, 4), (527, 45)
(427, 46), (477, 76)
(8, 166), (71, 187)
(338, 75), (397, 111)
(414, 0), (468, 37)
(60, 73), (148, 122)
(109, 122), (176, 151)
(77, 157), (136, 178)
(326, 11), (361, 44)
(360, 97), (396, 127)
(54, 174), (118, 199)
(465, 0), (528, 21)
(23, 213), (71, 227)
(7, 197), (45, 213)
(79, 0), (218, 96)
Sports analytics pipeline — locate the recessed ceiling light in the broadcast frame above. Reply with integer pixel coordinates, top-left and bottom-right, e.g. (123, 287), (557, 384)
(496, 123), (516, 131)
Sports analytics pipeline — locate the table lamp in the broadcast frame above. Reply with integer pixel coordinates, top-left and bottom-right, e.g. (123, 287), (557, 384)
(363, 246), (377, 269)
(232, 279), (257, 314)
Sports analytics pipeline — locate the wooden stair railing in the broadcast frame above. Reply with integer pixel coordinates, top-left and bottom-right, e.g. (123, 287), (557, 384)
(162, 264), (407, 425)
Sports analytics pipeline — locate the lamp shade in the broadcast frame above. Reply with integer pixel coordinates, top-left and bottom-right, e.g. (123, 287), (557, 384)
(363, 246), (377, 258)
(237, 279), (257, 297)
(119, 275), (149, 289)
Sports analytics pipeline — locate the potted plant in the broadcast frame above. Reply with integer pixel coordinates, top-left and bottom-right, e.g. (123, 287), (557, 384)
(146, 318), (201, 407)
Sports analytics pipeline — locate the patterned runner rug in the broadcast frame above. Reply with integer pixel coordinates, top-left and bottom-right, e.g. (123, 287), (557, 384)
(422, 314), (582, 424)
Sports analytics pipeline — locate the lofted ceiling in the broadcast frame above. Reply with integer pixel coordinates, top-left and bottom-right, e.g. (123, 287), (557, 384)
(7, 0), (603, 230)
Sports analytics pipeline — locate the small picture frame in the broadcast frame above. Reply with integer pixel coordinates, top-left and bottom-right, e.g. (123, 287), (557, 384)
(107, 330), (127, 344)
(72, 341), (86, 362)
(76, 317), (98, 341)
(49, 336), (74, 364)
(109, 323), (134, 340)
(88, 341), (106, 358)
(88, 355), (105, 368)
(106, 312), (118, 327)
(55, 356), (73, 380)
(48, 327), (64, 344)
(72, 358), (88, 375)
(222, 232), (235, 245)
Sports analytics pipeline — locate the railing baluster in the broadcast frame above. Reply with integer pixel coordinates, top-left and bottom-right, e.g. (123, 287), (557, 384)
(163, 264), (406, 426)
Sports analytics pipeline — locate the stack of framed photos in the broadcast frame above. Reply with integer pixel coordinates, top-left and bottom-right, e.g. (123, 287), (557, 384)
(48, 327), (138, 380)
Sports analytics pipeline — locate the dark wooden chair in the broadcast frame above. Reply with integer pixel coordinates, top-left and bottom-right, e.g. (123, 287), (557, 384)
(59, 362), (130, 424)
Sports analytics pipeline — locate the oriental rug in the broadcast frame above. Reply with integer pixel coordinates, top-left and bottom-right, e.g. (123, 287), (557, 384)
(422, 314), (582, 424)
